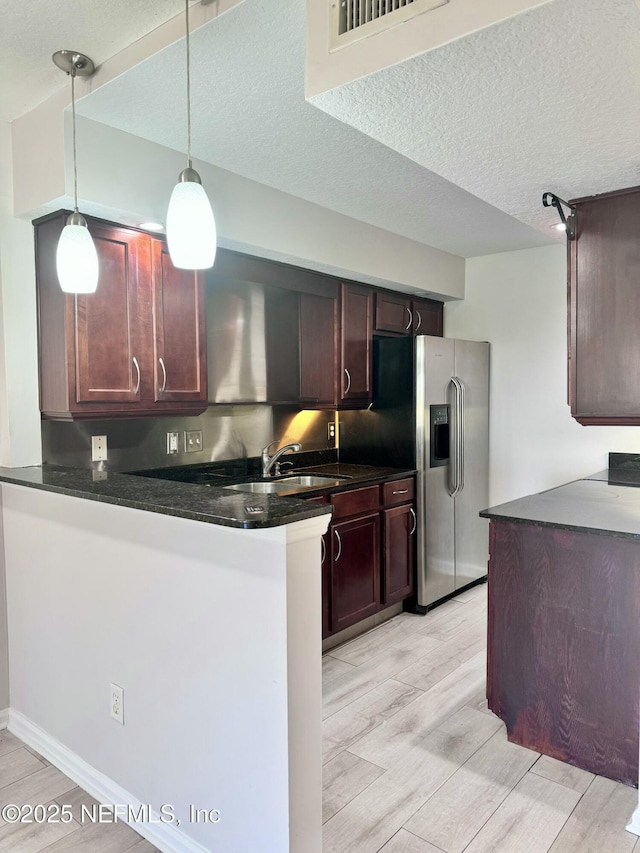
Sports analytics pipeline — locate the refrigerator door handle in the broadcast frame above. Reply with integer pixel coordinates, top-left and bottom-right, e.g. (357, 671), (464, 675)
(448, 376), (465, 498)
(456, 376), (465, 495)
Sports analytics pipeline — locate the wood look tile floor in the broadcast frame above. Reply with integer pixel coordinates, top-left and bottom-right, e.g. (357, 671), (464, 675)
(0, 732), (158, 852)
(322, 584), (640, 853)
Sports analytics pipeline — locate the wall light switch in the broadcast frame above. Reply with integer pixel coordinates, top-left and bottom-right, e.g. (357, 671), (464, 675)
(185, 430), (203, 453)
(166, 432), (180, 455)
(91, 435), (107, 462)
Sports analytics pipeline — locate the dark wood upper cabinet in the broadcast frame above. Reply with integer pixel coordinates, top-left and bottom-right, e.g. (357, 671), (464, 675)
(340, 283), (373, 406)
(151, 239), (207, 405)
(299, 292), (336, 406)
(375, 291), (412, 335)
(569, 185), (640, 424)
(412, 297), (443, 337)
(568, 188), (640, 424)
(35, 212), (208, 420)
(374, 291), (443, 338)
(74, 223), (142, 405)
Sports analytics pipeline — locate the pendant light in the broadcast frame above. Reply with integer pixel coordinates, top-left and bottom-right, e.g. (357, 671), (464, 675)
(52, 50), (99, 294)
(166, 0), (217, 270)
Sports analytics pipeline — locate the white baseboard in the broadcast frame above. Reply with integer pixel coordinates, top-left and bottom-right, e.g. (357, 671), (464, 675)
(627, 805), (640, 837)
(0, 708), (9, 731)
(9, 710), (210, 853)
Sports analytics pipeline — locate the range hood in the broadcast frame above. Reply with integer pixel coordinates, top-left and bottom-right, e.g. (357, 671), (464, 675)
(207, 280), (300, 405)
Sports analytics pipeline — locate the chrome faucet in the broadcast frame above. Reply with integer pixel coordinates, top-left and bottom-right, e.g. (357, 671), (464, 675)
(261, 441), (302, 478)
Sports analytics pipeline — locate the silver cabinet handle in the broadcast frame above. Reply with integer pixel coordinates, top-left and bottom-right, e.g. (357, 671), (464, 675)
(409, 507), (417, 535)
(405, 306), (413, 331)
(393, 489), (409, 495)
(321, 537), (326, 566)
(159, 357), (167, 394)
(334, 529), (342, 562)
(132, 357), (141, 396)
(344, 368), (352, 396)
(415, 310), (422, 332)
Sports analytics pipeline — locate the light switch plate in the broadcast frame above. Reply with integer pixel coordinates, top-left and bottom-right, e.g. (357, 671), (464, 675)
(185, 430), (203, 453)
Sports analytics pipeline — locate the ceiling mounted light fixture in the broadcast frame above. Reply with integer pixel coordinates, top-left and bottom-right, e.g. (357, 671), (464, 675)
(166, 0), (217, 270)
(542, 192), (577, 241)
(52, 50), (99, 294)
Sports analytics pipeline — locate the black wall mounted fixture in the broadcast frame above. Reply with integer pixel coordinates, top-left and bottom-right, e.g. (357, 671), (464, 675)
(542, 192), (577, 240)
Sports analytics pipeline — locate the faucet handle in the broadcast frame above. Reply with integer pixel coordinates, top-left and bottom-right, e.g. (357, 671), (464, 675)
(262, 439), (279, 458)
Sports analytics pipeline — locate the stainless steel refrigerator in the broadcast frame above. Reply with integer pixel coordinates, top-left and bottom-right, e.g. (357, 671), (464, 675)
(340, 335), (490, 610)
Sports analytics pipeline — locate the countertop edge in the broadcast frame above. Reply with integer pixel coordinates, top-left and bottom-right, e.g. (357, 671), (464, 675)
(0, 464), (414, 530)
(479, 509), (640, 542)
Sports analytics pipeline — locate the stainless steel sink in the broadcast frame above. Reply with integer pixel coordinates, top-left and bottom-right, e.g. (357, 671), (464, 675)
(224, 474), (351, 495)
(224, 481), (294, 494)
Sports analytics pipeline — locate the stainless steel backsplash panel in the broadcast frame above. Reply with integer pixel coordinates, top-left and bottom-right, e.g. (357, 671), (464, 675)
(42, 406), (336, 472)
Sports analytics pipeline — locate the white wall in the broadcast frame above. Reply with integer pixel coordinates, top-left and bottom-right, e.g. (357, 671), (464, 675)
(0, 121), (41, 468)
(13, 114), (464, 301)
(3, 484), (326, 853)
(446, 244), (640, 507)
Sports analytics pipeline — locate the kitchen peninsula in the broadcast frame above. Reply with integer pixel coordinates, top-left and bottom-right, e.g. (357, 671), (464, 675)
(0, 459), (414, 852)
(482, 454), (640, 789)
(0, 463), (335, 853)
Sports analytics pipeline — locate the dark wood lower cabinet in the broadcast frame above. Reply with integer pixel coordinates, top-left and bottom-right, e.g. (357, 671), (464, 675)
(382, 504), (415, 605)
(487, 519), (640, 786)
(315, 478), (416, 640)
(330, 513), (381, 634)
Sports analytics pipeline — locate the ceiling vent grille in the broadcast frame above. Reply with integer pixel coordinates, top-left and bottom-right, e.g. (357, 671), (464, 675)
(331, 0), (448, 49)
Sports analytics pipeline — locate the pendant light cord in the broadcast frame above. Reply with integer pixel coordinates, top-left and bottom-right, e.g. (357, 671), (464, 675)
(185, 0), (192, 169)
(70, 69), (79, 212)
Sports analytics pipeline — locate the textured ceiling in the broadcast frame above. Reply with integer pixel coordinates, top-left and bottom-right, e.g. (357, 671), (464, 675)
(74, 0), (551, 258)
(0, 0), (182, 121)
(311, 0), (640, 235)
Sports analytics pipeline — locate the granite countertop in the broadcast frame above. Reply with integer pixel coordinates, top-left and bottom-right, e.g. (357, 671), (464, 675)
(481, 470), (640, 540)
(0, 463), (414, 530)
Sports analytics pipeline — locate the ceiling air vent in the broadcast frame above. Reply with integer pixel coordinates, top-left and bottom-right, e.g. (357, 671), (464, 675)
(331, 0), (449, 50)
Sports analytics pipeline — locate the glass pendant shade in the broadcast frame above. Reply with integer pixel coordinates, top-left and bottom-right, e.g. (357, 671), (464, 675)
(166, 178), (217, 270)
(56, 220), (99, 294)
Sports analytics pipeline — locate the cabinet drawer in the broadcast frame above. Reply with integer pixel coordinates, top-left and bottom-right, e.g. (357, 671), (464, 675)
(331, 485), (379, 520)
(382, 478), (414, 507)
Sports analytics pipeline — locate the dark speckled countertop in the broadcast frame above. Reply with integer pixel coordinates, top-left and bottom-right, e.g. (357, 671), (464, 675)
(481, 468), (640, 540)
(0, 463), (414, 530)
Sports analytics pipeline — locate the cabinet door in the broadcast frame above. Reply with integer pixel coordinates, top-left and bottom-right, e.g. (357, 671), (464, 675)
(322, 530), (331, 639)
(570, 189), (640, 423)
(299, 292), (336, 406)
(340, 283), (373, 406)
(382, 504), (415, 605)
(375, 291), (412, 335)
(74, 223), (143, 404)
(151, 240), (207, 404)
(412, 298), (443, 337)
(330, 513), (380, 633)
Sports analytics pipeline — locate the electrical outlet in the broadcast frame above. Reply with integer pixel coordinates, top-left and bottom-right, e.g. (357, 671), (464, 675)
(166, 432), (180, 454)
(185, 430), (203, 453)
(91, 435), (107, 462)
(110, 683), (124, 725)
(327, 422), (336, 442)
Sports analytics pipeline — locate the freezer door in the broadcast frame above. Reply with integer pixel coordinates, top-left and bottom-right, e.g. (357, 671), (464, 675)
(417, 336), (456, 607)
(453, 339), (489, 589)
